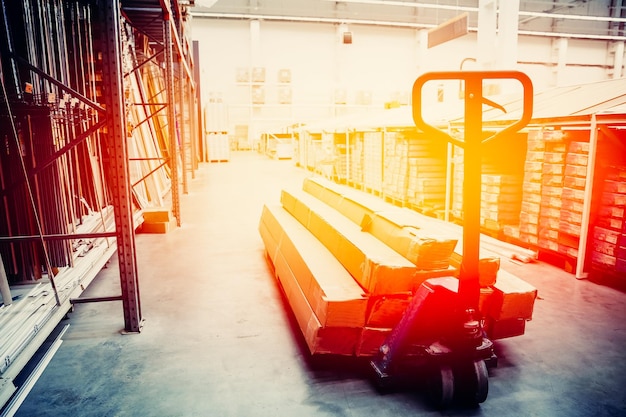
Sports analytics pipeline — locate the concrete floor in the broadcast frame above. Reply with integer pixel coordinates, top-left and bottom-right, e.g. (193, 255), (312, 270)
(13, 151), (626, 417)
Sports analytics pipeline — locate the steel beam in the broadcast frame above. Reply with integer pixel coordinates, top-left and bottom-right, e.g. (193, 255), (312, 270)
(193, 40), (204, 161)
(101, 0), (142, 333)
(164, 14), (181, 226)
(178, 46), (188, 194)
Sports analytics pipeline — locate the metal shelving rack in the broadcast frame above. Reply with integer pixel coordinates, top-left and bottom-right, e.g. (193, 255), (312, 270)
(0, 0), (200, 404)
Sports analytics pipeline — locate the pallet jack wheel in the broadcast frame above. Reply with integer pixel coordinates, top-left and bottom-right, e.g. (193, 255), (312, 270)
(457, 359), (489, 405)
(471, 359), (489, 404)
(427, 365), (454, 409)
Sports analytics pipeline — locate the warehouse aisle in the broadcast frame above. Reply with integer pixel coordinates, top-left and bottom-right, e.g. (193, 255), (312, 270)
(14, 151), (626, 417)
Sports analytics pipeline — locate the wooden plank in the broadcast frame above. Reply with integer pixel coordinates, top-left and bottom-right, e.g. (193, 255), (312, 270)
(303, 176), (535, 263)
(259, 205), (363, 355)
(259, 205), (367, 328)
(280, 189), (421, 295)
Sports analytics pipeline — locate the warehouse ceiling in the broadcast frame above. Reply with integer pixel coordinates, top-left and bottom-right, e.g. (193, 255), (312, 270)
(122, 0), (190, 45)
(191, 0), (626, 40)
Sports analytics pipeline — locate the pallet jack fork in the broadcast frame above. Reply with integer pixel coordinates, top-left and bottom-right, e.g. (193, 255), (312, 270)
(370, 71), (533, 408)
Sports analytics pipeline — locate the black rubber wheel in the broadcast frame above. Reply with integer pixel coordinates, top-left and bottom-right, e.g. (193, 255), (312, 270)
(427, 365), (454, 409)
(469, 359), (489, 404)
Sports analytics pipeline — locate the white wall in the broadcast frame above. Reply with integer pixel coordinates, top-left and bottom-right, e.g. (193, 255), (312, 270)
(191, 17), (621, 139)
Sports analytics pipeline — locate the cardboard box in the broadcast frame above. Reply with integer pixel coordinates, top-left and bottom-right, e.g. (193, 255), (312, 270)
(356, 327), (391, 357)
(138, 208), (175, 233)
(365, 294), (411, 328)
(486, 317), (527, 340)
(488, 269), (537, 321)
(138, 219), (175, 234)
(478, 257), (500, 287)
(142, 207), (172, 223)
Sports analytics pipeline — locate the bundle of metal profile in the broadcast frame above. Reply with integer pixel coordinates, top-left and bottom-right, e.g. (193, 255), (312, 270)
(0, 0), (105, 283)
(0, 0), (175, 286)
(0, 206), (116, 378)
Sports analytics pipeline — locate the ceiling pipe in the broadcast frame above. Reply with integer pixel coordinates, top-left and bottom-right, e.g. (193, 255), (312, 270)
(191, 11), (626, 41)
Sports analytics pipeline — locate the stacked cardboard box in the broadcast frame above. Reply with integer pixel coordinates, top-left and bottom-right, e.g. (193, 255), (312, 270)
(334, 143), (348, 181)
(382, 132), (409, 201)
(481, 174), (523, 234)
(363, 131), (384, 193)
(349, 133), (363, 185)
(590, 167), (626, 276)
(403, 134), (448, 210)
(557, 141), (589, 258)
(517, 136), (543, 246)
(408, 176), (447, 207)
(536, 141), (566, 253)
(452, 149), (523, 235)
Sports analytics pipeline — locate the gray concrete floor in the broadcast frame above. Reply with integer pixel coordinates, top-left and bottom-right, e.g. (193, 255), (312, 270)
(14, 151), (626, 417)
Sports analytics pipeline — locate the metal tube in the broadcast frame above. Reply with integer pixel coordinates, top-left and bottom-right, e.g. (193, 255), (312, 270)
(459, 76), (482, 311)
(70, 295), (123, 304)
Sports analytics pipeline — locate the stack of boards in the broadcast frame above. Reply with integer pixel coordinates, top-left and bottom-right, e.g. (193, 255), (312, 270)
(259, 176), (537, 356)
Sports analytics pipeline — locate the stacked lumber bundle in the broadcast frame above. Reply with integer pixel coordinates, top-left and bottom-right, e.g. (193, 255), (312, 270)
(405, 133), (448, 210)
(259, 204), (367, 354)
(259, 176), (538, 356)
(382, 131), (409, 201)
(590, 166), (626, 277)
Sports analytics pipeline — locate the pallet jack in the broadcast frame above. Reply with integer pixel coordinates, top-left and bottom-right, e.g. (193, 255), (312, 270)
(370, 71), (533, 408)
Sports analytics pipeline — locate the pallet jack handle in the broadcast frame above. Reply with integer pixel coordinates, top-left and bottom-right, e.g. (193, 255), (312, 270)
(412, 71), (533, 310)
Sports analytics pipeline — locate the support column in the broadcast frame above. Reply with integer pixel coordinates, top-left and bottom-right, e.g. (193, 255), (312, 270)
(611, 41), (625, 79)
(177, 18), (188, 194)
(164, 14), (181, 226)
(477, 0), (497, 71)
(497, 0), (520, 69)
(193, 40), (203, 166)
(415, 28), (428, 75)
(179, 59), (188, 194)
(551, 37), (568, 87)
(188, 75), (197, 178)
(101, 0), (142, 333)
(576, 115), (598, 279)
